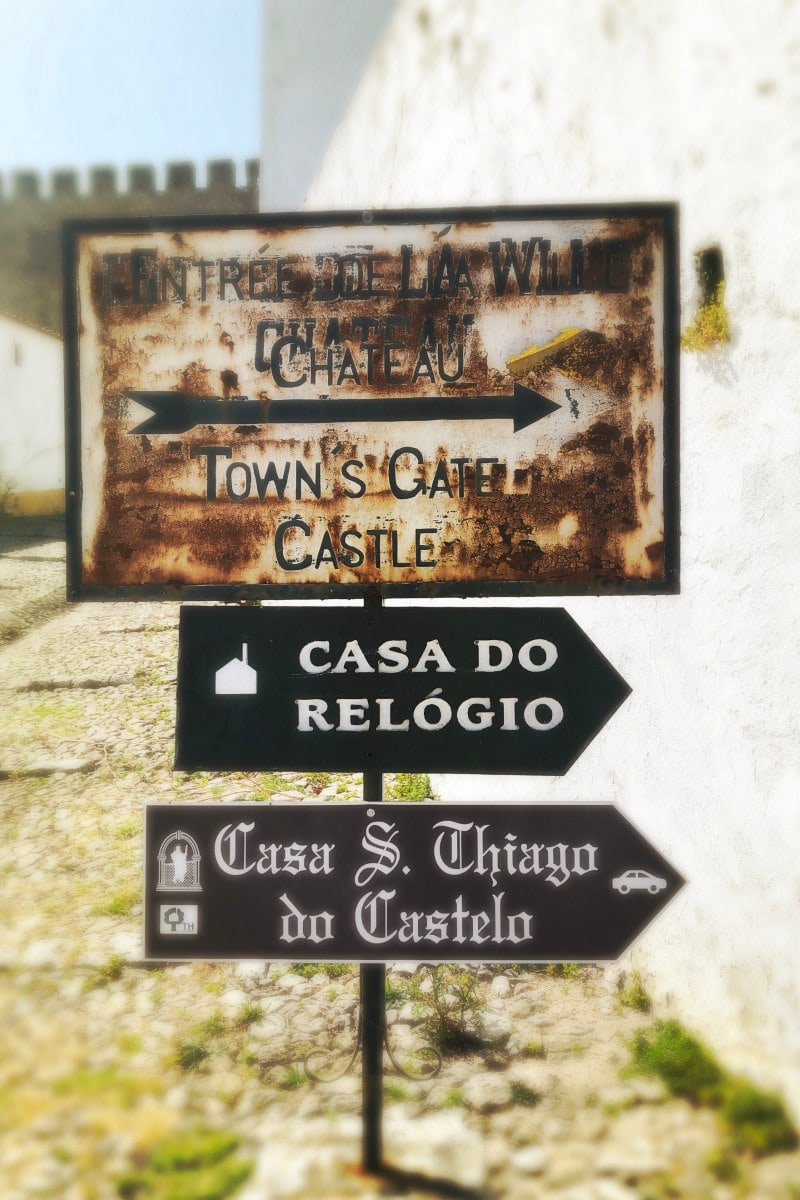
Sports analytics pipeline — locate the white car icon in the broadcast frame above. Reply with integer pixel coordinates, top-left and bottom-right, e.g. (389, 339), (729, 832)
(612, 869), (667, 896)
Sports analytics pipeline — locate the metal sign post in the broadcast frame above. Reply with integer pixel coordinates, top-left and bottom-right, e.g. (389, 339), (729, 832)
(361, 586), (385, 1176)
(361, 767), (385, 1175)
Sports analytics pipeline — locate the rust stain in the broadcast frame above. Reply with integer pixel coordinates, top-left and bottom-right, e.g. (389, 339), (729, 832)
(77, 216), (670, 590)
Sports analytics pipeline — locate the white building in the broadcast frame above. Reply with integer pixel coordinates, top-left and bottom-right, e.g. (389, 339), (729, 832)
(0, 312), (64, 513)
(265, 0), (800, 1117)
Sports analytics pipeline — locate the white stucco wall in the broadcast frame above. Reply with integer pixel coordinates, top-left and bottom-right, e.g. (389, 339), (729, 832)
(0, 314), (64, 500)
(303, 0), (800, 1115)
(261, 0), (397, 210)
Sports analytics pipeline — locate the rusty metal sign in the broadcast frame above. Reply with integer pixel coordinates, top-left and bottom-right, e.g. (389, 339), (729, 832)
(64, 205), (678, 599)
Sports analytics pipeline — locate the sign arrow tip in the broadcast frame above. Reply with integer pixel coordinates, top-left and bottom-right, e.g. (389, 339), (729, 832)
(512, 384), (562, 432)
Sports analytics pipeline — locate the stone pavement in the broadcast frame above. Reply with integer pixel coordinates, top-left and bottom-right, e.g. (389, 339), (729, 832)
(0, 518), (798, 1199)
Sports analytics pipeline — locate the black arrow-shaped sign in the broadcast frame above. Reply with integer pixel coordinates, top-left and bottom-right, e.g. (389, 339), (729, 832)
(144, 802), (685, 963)
(126, 384), (560, 436)
(175, 605), (630, 776)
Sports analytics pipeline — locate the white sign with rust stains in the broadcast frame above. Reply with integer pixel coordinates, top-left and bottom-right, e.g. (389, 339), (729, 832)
(64, 206), (678, 598)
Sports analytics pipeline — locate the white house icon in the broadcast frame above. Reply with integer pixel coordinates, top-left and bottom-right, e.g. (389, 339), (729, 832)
(215, 643), (259, 695)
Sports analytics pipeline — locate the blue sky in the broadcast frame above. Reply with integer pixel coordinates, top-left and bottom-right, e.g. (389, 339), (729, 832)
(0, 0), (261, 184)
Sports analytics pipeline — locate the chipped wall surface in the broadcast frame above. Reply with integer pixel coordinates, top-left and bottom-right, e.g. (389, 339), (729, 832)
(69, 211), (675, 595)
(302, 0), (800, 1116)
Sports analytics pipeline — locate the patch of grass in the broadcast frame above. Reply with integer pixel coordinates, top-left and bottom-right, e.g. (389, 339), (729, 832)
(510, 1081), (541, 1107)
(197, 1011), (227, 1040)
(235, 1001), (264, 1028)
(84, 952), (127, 990)
(705, 1146), (741, 1183)
(28, 699), (81, 727)
(546, 963), (582, 979)
(250, 774), (292, 801)
(721, 1080), (798, 1156)
(303, 772), (332, 794)
(626, 1020), (723, 1104)
(114, 819), (140, 840)
(617, 970), (651, 1013)
(384, 1082), (410, 1104)
(681, 283), (731, 352)
(53, 1066), (159, 1107)
(385, 978), (410, 1007)
(149, 1131), (241, 1172)
(280, 1066), (306, 1090)
(173, 1041), (210, 1072)
(408, 965), (486, 1054)
(442, 1086), (465, 1109)
(289, 962), (352, 979)
(116, 1126), (252, 1200)
(522, 1040), (546, 1059)
(93, 885), (140, 918)
(627, 1020), (798, 1159)
(386, 773), (434, 802)
(119, 1032), (143, 1055)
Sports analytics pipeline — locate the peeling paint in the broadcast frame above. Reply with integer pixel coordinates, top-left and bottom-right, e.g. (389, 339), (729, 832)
(66, 209), (678, 597)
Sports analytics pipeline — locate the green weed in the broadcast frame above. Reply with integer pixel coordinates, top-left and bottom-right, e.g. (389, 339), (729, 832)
(386, 773), (434, 802)
(149, 1131), (241, 1172)
(385, 978), (410, 1007)
(250, 775), (292, 801)
(546, 963), (582, 979)
(722, 1080), (798, 1156)
(705, 1146), (741, 1183)
(442, 1086), (465, 1108)
(53, 1066), (159, 1107)
(84, 952), (127, 990)
(173, 1041), (210, 1071)
(197, 1011), (227, 1040)
(113, 819), (140, 841)
(303, 772), (332, 793)
(93, 886), (140, 917)
(280, 1066), (306, 1090)
(408, 965), (486, 1054)
(510, 1080), (541, 1107)
(617, 970), (651, 1013)
(116, 1126), (252, 1200)
(626, 1020), (722, 1103)
(235, 1001), (264, 1028)
(289, 962), (352, 979)
(119, 1033), (143, 1055)
(681, 283), (730, 351)
(627, 1020), (798, 1158)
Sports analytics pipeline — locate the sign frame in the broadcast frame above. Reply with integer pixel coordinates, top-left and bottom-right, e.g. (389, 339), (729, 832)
(64, 203), (680, 602)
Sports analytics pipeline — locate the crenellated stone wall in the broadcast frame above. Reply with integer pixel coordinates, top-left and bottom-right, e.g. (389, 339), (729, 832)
(0, 159), (259, 335)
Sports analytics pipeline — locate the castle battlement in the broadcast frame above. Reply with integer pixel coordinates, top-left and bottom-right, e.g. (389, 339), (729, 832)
(0, 159), (260, 334)
(0, 158), (259, 204)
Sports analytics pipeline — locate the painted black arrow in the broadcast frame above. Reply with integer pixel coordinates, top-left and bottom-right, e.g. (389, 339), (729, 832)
(126, 384), (560, 436)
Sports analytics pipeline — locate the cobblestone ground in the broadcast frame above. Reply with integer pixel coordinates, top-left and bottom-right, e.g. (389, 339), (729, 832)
(0, 519), (798, 1200)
